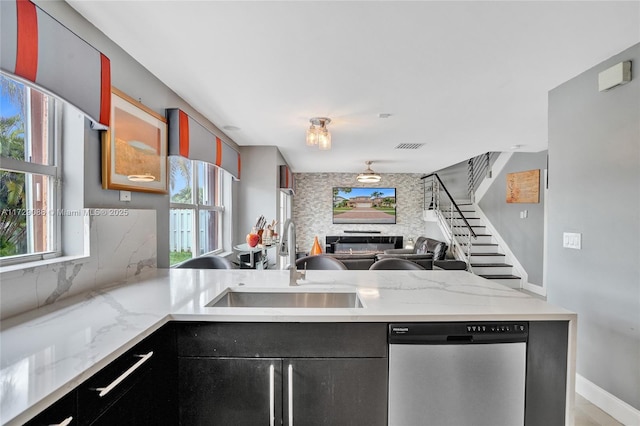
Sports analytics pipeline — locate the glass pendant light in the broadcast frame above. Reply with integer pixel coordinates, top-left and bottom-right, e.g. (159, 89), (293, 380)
(306, 117), (331, 150)
(306, 124), (318, 146)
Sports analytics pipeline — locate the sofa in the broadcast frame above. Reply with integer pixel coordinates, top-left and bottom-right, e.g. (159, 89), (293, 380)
(377, 237), (467, 271)
(375, 252), (434, 269)
(325, 253), (377, 270)
(322, 237), (467, 271)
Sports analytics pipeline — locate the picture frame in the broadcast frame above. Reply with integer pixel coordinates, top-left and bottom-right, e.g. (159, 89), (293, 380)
(506, 169), (540, 203)
(102, 87), (168, 193)
(333, 187), (397, 224)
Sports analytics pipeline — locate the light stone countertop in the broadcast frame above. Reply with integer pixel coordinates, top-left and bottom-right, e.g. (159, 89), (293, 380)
(0, 269), (576, 425)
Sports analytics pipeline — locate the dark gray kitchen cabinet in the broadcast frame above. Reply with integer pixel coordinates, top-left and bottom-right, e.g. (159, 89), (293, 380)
(284, 357), (388, 426)
(177, 322), (388, 426)
(23, 324), (177, 426)
(75, 324), (176, 426)
(24, 391), (77, 426)
(180, 357), (282, 425)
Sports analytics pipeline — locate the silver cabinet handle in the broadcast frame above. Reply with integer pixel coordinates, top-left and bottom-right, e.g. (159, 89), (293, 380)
(95, 351), (153, 397)
(269, 364), (275, 426)
(288, 363), (293, 426)
(54, 416), (73, 426)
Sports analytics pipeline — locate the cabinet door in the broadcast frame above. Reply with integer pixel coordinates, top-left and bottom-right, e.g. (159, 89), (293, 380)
(284, 358), (388, 426)
(179, 357), (282, 426)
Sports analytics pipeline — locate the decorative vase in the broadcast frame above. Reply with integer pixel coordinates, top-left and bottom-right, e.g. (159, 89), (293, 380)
(310, 236), (323, 256)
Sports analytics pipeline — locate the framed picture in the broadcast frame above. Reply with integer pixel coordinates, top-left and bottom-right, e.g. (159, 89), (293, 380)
(506, 169), (540, 203)
(102, 87), (168, 193)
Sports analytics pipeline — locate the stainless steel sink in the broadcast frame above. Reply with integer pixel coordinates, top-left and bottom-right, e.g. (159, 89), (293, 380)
(206, 289), (364, 308)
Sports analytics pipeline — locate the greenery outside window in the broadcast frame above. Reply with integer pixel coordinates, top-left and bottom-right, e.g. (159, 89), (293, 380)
(169, 156), (224, 266)
(1, 74), (60, 265)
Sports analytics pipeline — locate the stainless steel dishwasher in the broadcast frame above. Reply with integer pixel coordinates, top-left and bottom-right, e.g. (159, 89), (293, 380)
(388, 322), (528, 426)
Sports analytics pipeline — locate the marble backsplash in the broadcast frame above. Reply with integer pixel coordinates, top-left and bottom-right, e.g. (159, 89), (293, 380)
(292, 173), (428, 253)
(0, 210), (157, 320)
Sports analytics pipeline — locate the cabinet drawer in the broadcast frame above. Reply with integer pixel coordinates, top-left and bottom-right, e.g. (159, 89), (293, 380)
(176, 322), (388, 358)
(77, 326), (172, 425)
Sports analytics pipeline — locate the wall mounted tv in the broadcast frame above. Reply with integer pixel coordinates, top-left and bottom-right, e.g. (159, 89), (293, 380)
(332, 187), (397, 224)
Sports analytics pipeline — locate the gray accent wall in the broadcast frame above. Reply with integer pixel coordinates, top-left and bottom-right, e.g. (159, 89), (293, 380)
(236, 146), (286, 245)
(479, 152), (547, 286)
(292, 173), (428, 253)
(32, 0), (239, 268)
(547, 43), (639, 409)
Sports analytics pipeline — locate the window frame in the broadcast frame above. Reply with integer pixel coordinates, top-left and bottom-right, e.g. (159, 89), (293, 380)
(169, 158), (225, 264)
(0, 78), (62, 266)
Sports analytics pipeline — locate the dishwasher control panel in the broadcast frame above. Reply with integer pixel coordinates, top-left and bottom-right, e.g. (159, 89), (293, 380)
(389, 322), (528, 344)
(465, 323), (527, 333)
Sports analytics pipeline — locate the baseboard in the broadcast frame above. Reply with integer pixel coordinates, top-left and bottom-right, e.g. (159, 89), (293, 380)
(523, 281), (546, 297)
(576, 374), (640, 425)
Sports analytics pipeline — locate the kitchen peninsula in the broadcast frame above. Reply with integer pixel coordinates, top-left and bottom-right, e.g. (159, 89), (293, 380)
(0, 269), (576, 425)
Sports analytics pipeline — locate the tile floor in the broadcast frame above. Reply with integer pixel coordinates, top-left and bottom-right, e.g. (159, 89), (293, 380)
(575, 394), (623, 426)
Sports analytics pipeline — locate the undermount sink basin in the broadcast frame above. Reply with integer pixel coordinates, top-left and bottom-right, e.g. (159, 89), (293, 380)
(206, 288), (364, 308)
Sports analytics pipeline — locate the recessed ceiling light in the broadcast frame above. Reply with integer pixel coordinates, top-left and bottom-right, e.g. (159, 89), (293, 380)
(378, 113), (392, 119)
(223, 125), (241, 131)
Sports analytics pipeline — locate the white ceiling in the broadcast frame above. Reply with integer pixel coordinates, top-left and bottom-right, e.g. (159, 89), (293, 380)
(66, 1), (639, 175)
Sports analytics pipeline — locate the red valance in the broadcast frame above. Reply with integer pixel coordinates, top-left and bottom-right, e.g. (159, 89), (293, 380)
(0, 0), (111, 127)
(167, 108), (241, 180)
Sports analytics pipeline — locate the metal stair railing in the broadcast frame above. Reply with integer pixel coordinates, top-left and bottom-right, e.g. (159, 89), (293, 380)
(467, 152), (498, 203)
(422, 173), (476, 269)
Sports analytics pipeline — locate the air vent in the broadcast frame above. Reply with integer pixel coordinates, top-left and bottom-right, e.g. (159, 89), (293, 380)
(394, 143), (425, 150)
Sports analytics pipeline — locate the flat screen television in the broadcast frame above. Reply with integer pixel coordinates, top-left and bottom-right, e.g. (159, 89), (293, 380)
(332, 187), (396, 224)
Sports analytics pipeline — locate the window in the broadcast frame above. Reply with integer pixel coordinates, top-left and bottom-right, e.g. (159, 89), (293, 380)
(169, 156), (225, 266)
(1, 74), (60, 264)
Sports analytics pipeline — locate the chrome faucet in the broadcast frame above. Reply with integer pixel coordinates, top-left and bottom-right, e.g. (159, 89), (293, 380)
(280, 219), (305, 286)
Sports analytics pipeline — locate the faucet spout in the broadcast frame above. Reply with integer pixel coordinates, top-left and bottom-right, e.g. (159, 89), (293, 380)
(280, 219), (305, 285)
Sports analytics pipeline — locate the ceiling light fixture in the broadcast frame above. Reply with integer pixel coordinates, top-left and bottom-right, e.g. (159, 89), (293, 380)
(305, 117), (332, 150)
(357, 161), (381, 183)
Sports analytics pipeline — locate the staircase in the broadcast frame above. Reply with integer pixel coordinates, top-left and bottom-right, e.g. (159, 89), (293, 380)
(422, 160), (522, 289)
(445, 202), (521, 288)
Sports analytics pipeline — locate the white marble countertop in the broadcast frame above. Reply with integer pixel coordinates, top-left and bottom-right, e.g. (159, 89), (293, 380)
(0, 269), (576, 425)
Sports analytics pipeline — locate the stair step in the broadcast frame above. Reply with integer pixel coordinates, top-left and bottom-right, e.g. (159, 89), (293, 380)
(459, 234), (493, 244)
(470, 253), (505, 264)
(479, 274), (521, 280)
(471, 262), (512, 267)
(478, 274), (522, 289)
(469, 244), (501, 254)
(472, 263), (513, 275)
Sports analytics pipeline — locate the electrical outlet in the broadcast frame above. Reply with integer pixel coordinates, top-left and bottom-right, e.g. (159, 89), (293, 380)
(563, 232), (581, 249)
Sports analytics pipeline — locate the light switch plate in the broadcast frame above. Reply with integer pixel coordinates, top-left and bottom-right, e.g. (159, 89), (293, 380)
(119, 191), (132, 202)
(563, 232), (581, 250)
